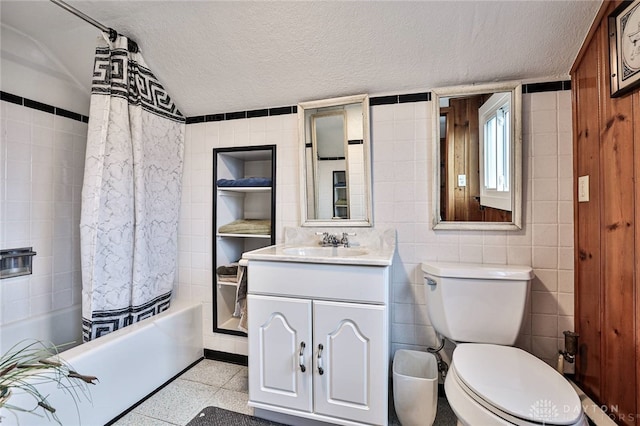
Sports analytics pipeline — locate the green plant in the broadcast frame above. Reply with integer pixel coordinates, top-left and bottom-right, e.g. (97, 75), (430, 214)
(0, 339), (98, 425)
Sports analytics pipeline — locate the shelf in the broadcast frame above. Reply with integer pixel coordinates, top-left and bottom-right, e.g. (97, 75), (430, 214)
(214, 145), (275, 338)
(218, 186), (271, 193)
(219, 316), (242, 331)
(217, 233), (271, 239)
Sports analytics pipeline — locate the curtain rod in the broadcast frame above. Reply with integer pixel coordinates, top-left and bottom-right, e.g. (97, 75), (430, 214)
(49, 0), (138, 52)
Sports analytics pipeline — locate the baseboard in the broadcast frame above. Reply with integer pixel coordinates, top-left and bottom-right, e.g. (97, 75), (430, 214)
(204, 348), (248, 366)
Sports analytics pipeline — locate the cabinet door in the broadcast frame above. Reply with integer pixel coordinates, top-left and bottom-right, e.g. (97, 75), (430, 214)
(248, 294), (313, 412)
(313, 300), (387, 425)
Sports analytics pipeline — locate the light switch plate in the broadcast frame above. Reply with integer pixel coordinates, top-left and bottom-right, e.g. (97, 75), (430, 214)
(578, 175), (589, 202)
(458, 174), (466, 187)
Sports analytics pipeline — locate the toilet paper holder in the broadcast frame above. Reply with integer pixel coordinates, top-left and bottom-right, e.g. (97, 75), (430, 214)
(559, 330), (579, 363)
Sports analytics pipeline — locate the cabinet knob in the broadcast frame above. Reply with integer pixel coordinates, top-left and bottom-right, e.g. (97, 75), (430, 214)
(299, 341), (306, 373)
(317, 343), (324, 375)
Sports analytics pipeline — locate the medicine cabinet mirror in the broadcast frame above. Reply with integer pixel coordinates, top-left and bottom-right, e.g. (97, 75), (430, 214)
(298, 94), (372, 227)
(432, 82), (522, 230)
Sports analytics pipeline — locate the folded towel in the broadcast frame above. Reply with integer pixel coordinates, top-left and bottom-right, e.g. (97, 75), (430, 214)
(218, 219), (271, 235)
(216, 264), (238, 276)
(217, 177), (272, 187)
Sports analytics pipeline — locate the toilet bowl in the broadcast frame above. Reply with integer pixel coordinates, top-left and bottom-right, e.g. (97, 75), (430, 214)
(446, 344), (586, 425)
(416, 262), (587, 426)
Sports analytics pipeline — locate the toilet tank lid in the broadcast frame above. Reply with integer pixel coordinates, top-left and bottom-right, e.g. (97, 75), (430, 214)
(421, 262), (534, 280)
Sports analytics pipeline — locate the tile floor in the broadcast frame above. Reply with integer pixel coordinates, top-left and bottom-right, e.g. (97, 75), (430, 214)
(112, 359), (251, 426)
(112, 358), (457, 426)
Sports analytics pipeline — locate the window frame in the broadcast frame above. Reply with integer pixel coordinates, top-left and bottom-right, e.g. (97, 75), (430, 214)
(478, 91), (513, 212)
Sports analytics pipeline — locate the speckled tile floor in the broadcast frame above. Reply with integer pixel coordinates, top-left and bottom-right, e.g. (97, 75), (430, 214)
(112, 358), (457, 426)
(112, 359), (252, 426)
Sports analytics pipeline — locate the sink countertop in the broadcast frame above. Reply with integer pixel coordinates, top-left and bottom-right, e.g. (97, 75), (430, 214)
(242, 227), (396, 266)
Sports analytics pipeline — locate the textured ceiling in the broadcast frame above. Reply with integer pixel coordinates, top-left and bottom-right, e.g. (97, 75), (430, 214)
(1, 1), (601, 117)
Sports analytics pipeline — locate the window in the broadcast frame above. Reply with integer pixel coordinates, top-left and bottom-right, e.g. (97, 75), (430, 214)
(479, 92), (512, 211)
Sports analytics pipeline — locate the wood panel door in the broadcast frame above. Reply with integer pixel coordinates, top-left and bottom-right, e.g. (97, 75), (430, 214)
(571, 1), (639, 423)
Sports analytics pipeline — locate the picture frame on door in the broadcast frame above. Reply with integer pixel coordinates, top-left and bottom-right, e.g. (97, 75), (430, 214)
(609, 0), (640, 97)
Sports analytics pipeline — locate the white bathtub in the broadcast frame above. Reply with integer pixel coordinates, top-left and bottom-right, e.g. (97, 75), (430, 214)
(0, 301), (203, 425)
(0, 304), (83, 354)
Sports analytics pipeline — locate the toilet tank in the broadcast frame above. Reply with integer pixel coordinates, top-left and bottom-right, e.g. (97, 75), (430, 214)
(422, 262), (534, 345)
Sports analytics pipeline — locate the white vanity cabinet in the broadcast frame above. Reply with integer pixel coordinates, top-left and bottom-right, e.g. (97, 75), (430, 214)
(247, 260), (390, 426)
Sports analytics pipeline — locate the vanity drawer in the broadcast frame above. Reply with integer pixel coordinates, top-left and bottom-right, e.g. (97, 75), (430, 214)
(248, 260), (389, 304)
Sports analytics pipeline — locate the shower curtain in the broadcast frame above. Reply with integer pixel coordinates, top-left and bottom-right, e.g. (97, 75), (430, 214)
(80, 35), (185, 342)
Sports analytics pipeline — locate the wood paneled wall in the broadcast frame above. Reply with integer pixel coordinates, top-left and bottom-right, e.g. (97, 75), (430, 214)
(449, 96), (482, 221)
(571, 2), (639, 424)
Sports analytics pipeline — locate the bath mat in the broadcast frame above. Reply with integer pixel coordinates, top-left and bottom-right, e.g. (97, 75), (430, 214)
(186, 407), (289, 426)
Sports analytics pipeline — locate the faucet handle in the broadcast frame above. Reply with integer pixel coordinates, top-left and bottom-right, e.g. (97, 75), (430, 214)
(316, 232), (331, 246)
(340, 232), (355, 247)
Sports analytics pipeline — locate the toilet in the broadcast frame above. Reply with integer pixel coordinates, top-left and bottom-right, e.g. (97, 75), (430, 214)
(421, 261), (587, 426)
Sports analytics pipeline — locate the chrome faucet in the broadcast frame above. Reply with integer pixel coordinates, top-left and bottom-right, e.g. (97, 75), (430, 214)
(340, 232), (355, 247)
(317, 232), (340, 247)
(316, 232), (355, 247)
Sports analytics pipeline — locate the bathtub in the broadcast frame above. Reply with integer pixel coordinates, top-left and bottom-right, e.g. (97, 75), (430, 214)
(0, 304), (83, 354)
(0, 301), (203, 425)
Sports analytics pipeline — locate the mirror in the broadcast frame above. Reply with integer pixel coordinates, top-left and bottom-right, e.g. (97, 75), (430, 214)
(298, 94), (372, 227)
(432, 82), (522, 230)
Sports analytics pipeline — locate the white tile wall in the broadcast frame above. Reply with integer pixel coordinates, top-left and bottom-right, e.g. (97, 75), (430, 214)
(0, 101), (86, 328)
(177, 90), (574, 367)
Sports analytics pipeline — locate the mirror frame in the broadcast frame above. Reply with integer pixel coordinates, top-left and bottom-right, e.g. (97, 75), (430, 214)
(431, 81), (523, 230)
(298, 94), (372, 227)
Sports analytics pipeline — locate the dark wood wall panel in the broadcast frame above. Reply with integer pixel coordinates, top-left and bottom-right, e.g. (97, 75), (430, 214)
(597, 16), (637, 423)
(573, 21), (602, 402)
(635, 92), (640, 424)
(572, 1), (639, 424)
(449, 96), (483, 222)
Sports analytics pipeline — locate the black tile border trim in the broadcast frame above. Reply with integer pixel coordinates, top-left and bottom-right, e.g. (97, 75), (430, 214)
(181, 80), (571, 124)
(523, 80), (571, 93)
(1, 91), (89, 123)
(186, 105), (298, 124)
(1, 81), (572, 127)
(204, 349), (248, 366)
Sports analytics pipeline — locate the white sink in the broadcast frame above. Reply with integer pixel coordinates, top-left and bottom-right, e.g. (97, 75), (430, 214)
(282, 246), (368, 257)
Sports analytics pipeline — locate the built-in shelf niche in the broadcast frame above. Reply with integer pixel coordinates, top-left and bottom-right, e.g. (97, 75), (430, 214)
(212, 145), (276, 336)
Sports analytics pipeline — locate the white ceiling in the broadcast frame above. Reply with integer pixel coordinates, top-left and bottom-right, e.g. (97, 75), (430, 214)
(1, 0), (601, 117)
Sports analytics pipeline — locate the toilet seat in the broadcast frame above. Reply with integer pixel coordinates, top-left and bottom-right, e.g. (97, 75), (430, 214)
(447, 344), (586, 426)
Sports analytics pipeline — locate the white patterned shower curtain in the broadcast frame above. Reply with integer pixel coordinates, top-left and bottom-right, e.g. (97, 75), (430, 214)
(80, 35), (185, 342)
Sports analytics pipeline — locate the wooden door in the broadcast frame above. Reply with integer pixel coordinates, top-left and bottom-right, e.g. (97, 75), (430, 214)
(248, 294), (313, 412)
(571, 1), (639, 423)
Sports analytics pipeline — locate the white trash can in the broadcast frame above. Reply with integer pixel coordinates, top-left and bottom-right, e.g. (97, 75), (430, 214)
(393, 349), (438, 426)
